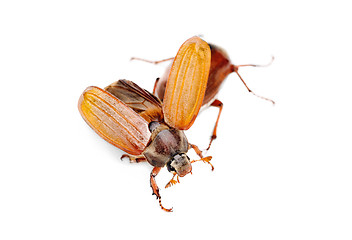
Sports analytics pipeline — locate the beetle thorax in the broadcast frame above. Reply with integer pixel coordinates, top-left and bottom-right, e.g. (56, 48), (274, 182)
(143, 122), (189, 169)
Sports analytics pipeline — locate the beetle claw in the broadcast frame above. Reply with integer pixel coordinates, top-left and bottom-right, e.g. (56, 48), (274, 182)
(191, 156), (214, 171)
(165, 174), (180, 188)
(158, 198), (173, 212)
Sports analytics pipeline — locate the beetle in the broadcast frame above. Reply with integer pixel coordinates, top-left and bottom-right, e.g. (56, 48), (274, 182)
(78, 36), (213, 212)
(132, 43), (274, 150)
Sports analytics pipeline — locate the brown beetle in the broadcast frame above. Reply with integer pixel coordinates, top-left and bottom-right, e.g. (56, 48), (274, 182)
(132, 43), (274, 150)
(78, 37), (213, 212)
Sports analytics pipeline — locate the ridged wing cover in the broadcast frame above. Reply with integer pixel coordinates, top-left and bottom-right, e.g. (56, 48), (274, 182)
(163, 36), (211, 130)
(78, 86), (150, 155)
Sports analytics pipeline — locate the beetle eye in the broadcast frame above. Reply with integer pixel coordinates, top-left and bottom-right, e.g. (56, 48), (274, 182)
(166, 161), (176, 173)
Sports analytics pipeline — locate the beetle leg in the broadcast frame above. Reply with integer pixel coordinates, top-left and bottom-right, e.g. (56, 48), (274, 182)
(189, 143), (204, 158)
(234, 70), (275, 105)
(165, 173), (180, 189)
(235, 56), (274, 69)
(150, 167), (173, 212)
(189, 144), (214, 170)
(153, 78), (160, 94)
(130, 57), (174, 64)
(121, 154), (146, 163)
(206, 99), (223, 151)
(232, 56), (275, 105)
(191, 156), (214, 171)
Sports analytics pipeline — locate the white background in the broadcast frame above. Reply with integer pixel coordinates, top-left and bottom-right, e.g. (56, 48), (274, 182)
(1, 0), (351, 239)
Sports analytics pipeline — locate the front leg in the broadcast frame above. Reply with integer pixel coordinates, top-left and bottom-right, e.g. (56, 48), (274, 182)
(165, 173), (180, 189)
(189, 144), (214, 171)
(189, 143), (204, 158)
(150, 167), (173, 212)
(191, 156), (214, 171)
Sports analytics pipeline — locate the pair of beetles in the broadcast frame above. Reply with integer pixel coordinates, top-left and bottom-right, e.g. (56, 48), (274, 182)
(78, 36), (274, 212)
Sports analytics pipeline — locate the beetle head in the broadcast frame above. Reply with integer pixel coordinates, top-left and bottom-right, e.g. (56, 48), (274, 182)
(167, 153), (192, 177)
